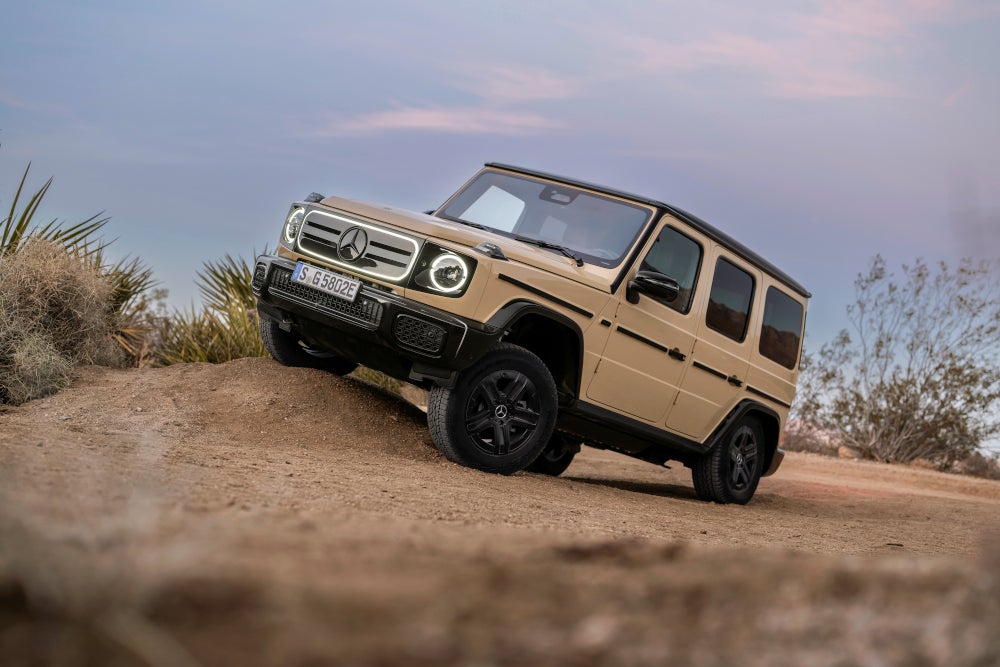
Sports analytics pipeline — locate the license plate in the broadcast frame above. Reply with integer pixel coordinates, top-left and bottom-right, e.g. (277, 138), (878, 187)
(291, 262), (361, 302)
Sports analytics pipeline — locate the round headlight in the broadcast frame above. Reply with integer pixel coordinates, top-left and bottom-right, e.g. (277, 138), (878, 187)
(283, 207), (305, 244)
(429, 253), (468, 293)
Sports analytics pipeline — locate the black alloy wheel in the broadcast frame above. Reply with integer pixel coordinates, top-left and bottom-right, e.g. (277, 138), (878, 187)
(692, 416), (765, 505)
(527, 432), (579, 476)
(428, 343), (558, 475)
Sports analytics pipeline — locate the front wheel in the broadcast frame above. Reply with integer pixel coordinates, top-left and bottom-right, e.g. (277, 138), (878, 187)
(427, 343), (558, 475)
(692, 416), (765, 504)
(259, 318), (358, 375)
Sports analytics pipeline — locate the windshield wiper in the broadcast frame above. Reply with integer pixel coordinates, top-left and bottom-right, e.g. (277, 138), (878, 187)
(439, 214), (485, 230)
(513, 234), (584, 267)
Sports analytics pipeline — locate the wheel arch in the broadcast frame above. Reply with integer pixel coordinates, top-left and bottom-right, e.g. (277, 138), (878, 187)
(706, 399), (782, 473)
(486, 300), (585, 402)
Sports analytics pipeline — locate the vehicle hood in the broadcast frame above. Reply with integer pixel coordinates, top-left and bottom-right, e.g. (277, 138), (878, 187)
(318, 196), (621, 292)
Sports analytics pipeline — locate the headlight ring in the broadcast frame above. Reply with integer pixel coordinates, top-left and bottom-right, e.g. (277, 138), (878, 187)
(283, 207), (305, 244)
(429, 253), (469, 293)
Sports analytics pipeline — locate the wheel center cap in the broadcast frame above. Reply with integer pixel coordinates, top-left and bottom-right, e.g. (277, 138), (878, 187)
(494, 405), (509, 420)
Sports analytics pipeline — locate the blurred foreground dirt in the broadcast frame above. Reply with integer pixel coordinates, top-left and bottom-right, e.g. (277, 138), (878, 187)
(1, 358), (998, 666)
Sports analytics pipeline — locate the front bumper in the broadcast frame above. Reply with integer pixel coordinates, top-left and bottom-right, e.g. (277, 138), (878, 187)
(252, 255), (499, 386)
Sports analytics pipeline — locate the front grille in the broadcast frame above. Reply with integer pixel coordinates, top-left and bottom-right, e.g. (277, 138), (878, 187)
(393, 314), (446, 354)
(297, 210), (420, 282)
(268, 266), (382, 328)
(251, 263), (267, 294)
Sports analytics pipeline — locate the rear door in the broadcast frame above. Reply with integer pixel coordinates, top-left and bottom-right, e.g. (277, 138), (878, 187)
(666, 250), (760, 440)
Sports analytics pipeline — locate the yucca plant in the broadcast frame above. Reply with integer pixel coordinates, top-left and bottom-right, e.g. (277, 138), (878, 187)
(158, 300), (267, 364)
(2, 155), (158, 367)
(157, 252), (403, 394)
(2, 161), (110, 257)
(196, 252), (256, 311)
(155, 253), (266, 364)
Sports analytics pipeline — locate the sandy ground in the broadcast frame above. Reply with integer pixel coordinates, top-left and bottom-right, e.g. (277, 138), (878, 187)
(1, 357), (998, 666)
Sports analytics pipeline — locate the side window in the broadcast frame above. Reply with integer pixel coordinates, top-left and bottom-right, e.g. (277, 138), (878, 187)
(759, 287), (804, 369)
(706, 257), (754, 341)
(639, 226), (702, 313)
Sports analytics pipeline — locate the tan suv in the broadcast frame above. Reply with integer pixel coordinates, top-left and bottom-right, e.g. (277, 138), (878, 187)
(252, 163), (809, 504)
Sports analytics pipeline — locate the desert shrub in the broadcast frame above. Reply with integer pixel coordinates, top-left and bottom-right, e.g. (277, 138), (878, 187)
(950, 451), (1000, 481)
(781, 419), (839, 457)
(3, 156), (157, 368)
(795, 256), (1000, 467)
(0, 239), (121, 403)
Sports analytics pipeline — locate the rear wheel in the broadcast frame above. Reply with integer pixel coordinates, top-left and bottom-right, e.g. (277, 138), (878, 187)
(259, 318), (358, 375)
(692, 416), (764, 505)
(526, 432), (578, 476)
(428, 343), (558, 475)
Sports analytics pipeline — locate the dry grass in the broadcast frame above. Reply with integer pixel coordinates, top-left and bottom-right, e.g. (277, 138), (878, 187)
(156, 302), (267, 365)
(0, 238), (123, 404)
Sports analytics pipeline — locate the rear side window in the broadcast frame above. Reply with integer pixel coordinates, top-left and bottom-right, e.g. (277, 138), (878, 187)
(706, 258), (754, 341)
(639, 226), (702, 313)
(759, 287), (804, 369)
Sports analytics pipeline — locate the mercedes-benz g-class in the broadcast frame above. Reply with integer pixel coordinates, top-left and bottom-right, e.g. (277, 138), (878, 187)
(252, 163), (809, 504)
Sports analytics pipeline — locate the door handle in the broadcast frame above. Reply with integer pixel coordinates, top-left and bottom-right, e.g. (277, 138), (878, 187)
(727, 374), (743, 387)
(668, 347), (686, 361)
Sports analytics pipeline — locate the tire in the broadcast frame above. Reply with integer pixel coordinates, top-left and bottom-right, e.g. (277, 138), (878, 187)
(427, 343), (558, 475)
(526, 432), (578, 476)
(692, 416), (765, 505)
(259, 318), (358, 375)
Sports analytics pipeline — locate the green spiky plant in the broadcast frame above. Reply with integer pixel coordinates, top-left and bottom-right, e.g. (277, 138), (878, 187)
(156, 253), (267, 364)
(157, 252), (403, 392)
(1, 158), (158, 367)
(2, 162), (111, 257)
(1, 156), (158, 397)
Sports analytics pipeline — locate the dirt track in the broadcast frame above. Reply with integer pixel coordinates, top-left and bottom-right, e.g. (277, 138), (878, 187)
(1, 358), (998, 666)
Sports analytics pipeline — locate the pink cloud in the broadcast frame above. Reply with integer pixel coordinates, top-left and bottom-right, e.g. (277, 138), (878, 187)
(602, 0), (999, 101)
(942, 81), (974, 106)
(626, 31), (897, 100)
(319, 106), (560, 137)
(451, 65), (581, 102)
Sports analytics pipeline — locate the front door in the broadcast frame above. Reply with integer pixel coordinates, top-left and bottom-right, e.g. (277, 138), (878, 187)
(585, 224), (705, 423)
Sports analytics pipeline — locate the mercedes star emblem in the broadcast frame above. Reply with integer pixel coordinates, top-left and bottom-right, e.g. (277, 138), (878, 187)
(338, 227), (369, 262)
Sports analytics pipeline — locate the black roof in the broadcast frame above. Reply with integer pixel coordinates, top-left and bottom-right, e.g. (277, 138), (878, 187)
(486, 162), (811, 299)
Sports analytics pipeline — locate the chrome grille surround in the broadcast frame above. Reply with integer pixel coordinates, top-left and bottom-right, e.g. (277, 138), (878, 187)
(297, 209), (421, 283)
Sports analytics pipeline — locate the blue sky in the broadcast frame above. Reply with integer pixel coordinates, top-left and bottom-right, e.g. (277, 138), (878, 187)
(2, 0), (999, 354)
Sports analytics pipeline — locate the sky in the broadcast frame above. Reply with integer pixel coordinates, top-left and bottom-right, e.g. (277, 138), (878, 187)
(2, 0), (999, 352)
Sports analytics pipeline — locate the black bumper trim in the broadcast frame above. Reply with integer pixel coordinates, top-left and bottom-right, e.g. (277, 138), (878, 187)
(253, 255), (498, 386)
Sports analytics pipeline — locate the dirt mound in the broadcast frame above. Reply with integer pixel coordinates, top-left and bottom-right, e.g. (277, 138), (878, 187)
(1, 359), (999, 666)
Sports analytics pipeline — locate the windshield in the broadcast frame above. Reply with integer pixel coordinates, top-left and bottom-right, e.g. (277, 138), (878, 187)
(439, 171), (652, 268)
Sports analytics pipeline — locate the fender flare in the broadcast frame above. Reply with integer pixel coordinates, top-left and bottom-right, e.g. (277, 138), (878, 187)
(486, 300), (587, 398)
(704, 398), (783, 471)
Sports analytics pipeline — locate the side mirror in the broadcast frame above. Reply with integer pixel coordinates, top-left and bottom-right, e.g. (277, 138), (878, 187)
(626, 270), (680, 304)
